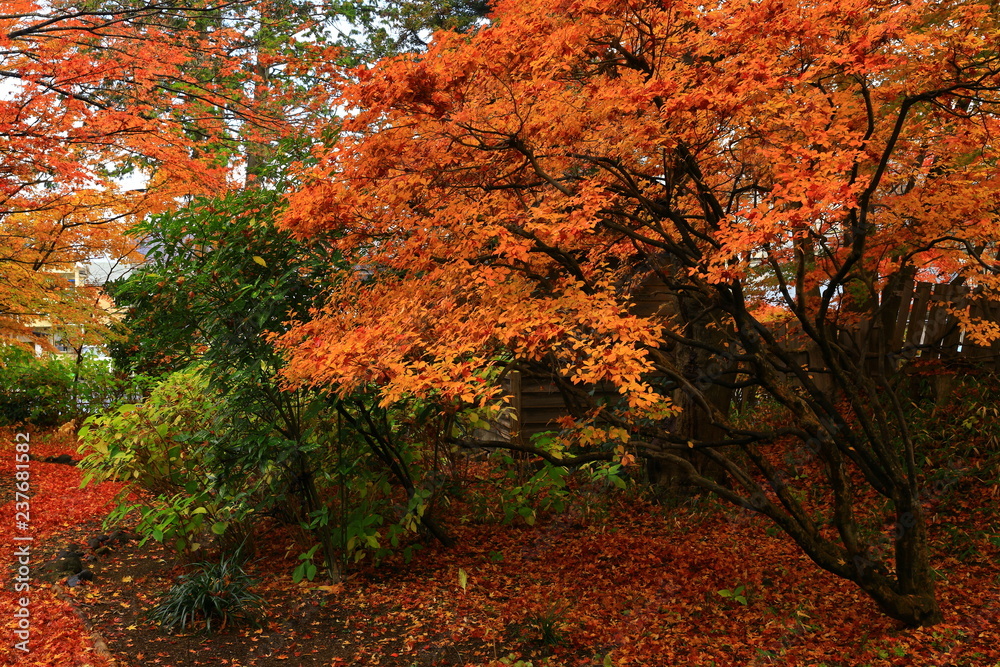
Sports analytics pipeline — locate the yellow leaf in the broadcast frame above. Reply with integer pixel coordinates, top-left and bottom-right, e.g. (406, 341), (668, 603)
(121, 576), (133, 583)
(252, 255), (267, 267)
(315, 584), (343, 593)
(458, 567), (468, 591)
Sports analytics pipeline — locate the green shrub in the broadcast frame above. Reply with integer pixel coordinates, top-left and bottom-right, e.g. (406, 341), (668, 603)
(78, 368), (247, 560)
(0, 345), (150, 426)
(78, 368), (218, 492)
(148, 555), (262, 633)
(0, 346), (74, 426)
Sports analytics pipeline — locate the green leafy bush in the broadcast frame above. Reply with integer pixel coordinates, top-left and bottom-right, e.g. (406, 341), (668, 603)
(0, 346), (74, 425)
(0, 346), (149, 426)
(78, 369), (217, 491)
(78, 368), (248, 559)
(149, 555), (262, 633)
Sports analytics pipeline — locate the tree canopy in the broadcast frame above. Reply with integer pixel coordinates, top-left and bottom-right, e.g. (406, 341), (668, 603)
(280, 0), (1000, 403)
(0, 0), (340, 345)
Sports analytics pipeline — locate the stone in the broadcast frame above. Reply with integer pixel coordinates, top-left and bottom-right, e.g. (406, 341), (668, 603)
(52, 556), (83, 574)
(108, 530), (134, 545)
(57, 545), (84, 559)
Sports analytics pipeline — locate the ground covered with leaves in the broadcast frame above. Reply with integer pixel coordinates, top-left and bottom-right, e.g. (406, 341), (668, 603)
(3, 425), (1000, 667)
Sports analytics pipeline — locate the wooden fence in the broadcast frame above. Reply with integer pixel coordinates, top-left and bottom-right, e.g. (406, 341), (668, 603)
(867, 279), (1000, 366)
(487, 280), (1000, 444)
(778, 280), (1000, 379)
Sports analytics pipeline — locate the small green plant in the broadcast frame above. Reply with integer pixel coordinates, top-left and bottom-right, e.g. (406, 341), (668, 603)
(717, 584), (749, 605)
(525, 600), (570, 646)
(149, 555), (263, 633)
(293, 544), (321, 583)
(498, 454), (570, 526)
(874, 644), (908, 660)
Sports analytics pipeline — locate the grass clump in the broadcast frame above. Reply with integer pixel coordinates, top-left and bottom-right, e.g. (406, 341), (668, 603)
(149, 555), (263, 633)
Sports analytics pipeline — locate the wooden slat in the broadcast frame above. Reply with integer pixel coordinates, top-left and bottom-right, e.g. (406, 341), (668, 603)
(888, 273), (916, 352)
(907, 282), (934, 353)
(940, 285), (968, 359)
(925, 284), (953, 358)
(629, 276), (677, 319)
(519, 409), (571, 435)
(962, 301), (989, 361)
(514, 394), (581, 409)
(510, 370), (522, 444)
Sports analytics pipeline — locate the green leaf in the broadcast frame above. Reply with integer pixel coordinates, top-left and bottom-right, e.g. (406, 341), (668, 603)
(458, 567), (468, 591)
(211, 521), (228, 535)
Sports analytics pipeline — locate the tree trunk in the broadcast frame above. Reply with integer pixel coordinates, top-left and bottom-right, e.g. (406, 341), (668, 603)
(295, 454), (341, 584)
(820, 491), (941, 627)
(866, 498), (942, 626)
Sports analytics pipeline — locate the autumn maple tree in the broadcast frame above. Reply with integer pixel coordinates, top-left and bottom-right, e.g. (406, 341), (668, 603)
(0, 0), (341, 346)
(276, 0), (1000, 626)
